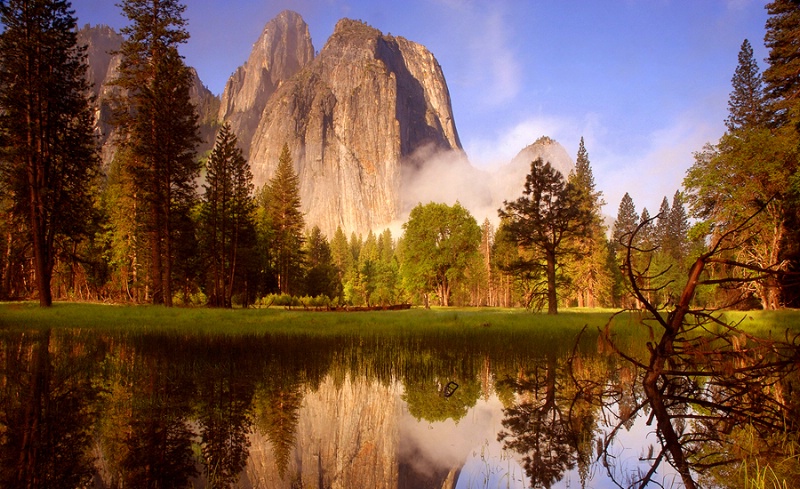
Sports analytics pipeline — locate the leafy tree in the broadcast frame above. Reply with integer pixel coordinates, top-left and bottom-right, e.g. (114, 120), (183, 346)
(726, 39), (767, 131)
(401, 202), (481, 307)
(685, 17), (797, 309)
(113, 0), (200, 306)
(500, 158), (592, 314)
(262, 143), (305, 295)
(372, 229), (402, 305)
(685, 135), (793, 309)
(0, 0), (100, 306)
(199, 124), (256, 307)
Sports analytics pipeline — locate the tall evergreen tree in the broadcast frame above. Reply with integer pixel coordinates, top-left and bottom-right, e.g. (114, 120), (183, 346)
(726, 39), (767, 131)
(665, 191), (691, 263)
(612, 193), (639, 252)
(655, 197), (671, 249)
(566, 138), (611, 308)
(199, 124), (255, 308)
(763, 0), (800, 127)
(264, 144), (305, 295)
(302, 226), (340, 300)
(113, 0), (200, 306)
(0, 0), (100, 306)
(500, 158), (592, 314)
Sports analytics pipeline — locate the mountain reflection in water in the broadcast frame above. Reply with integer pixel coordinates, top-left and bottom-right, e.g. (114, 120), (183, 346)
(0, 324), (764, 488)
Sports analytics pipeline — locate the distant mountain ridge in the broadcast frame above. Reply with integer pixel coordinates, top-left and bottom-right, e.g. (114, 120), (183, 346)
(79, 12), (573, 237)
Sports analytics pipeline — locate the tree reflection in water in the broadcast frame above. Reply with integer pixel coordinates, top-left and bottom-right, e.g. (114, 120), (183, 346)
(0, 302), (797, 488)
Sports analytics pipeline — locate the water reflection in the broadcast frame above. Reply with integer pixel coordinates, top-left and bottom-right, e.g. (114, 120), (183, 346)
(0, 324), (794, 488)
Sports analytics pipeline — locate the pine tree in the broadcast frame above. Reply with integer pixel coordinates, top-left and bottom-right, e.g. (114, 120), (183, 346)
(726, 39), (767, 131)
(0, 0), (100, 306)
(329, 226), (351, 302)
(264, 144), (305, 295)
(763, 0), (800, 127)
(302, 226), (340, 300)
(612, 193), (639, 252)
(200, 124), (256, 307)
(567, 138), (611, 308)
(500, 158), (592, 314)
(113, 0), (200, 306)
(655, 197), (671, 249)
(665, 191), (690, 263)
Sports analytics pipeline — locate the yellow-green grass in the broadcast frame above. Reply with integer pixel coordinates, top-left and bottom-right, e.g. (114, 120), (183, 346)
(0, 301), (796, 338)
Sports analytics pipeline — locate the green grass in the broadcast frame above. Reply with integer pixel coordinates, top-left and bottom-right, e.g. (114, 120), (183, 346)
(0, 302), (623, 336)
(1, 301), (797, 337)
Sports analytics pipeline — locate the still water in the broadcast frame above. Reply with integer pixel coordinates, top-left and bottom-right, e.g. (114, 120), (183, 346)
(0, 325), (689, 488)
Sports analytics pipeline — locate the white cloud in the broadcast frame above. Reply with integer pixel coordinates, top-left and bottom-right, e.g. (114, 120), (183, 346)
(596, 112), (723, 218)
(434, 1), (522, 109)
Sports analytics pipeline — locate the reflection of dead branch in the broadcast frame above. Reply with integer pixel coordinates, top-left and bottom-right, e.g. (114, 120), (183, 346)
(599, 207), (800, 489)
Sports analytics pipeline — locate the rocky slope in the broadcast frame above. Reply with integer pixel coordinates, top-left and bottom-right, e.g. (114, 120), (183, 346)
(80, 14), (572, 237)
(242, 17), (462, 237)
(494, 136), (575, 202)
(219, 10), (315, 154)
(78, 25), (219, 168)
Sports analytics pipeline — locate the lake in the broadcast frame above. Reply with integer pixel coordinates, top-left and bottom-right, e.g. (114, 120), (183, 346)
(0, 319), (792, 488)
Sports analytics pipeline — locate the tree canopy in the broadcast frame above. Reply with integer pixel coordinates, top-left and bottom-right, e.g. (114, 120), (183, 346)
(500, 158), (592, 314)
(0, 0), (100, 306)
(401, 202), (480, 307)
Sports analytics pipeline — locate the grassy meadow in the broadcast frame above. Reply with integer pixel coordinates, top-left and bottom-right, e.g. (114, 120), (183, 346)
(1, 301), (797, 339)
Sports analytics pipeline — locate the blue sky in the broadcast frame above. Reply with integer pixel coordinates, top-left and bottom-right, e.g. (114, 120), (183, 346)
(71, 0), (769, 216)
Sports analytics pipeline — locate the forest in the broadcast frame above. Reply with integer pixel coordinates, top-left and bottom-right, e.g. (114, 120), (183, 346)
(1, 0), (799, 315)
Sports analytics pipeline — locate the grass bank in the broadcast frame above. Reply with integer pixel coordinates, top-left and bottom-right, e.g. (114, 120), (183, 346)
(1, 302), (797, 337)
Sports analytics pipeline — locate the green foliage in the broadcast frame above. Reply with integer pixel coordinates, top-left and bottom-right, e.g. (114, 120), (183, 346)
(564, 138), (613, 308)
(500, 158), (593, 314)
(401, 202), (481, 307)
(261, 144), (305, 295)
(764, 1), (800, 127)
(199, 124), (256, 308)
(113, 0), (201, 306)
(302, 226), (341, 300)
(0, 0), (100, 306)
(727, 39), (767, 131)
(685, 127), (795, 309)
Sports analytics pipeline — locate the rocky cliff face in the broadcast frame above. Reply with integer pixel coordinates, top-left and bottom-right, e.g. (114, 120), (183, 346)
(241, 18), (462, 237)
(78, 25), (219, 168)
(219, 10), (314, 154)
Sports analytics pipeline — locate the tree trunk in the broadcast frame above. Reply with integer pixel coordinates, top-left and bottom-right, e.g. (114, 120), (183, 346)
(545, 251), (558, 314)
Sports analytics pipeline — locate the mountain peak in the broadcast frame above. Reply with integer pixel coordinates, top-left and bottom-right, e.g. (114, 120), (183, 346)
(218, 10), (315, 153)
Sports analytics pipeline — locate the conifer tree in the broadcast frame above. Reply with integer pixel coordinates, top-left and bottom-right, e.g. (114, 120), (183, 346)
(0, 0), (100, 306)
(566, 138), (611, 308)
(726, 39), (767, 131)
(113, 0), (200, 306)
(500, 158), (592, 314)
(763, 0), (800, 127)
(612, 193), (639, 252)
(264, 144), (305, 295)
(665, 191), (690, 263)
(302, 226), (340, 300)
(655, 197), (671, 249)
(200, 124), (255, 307)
